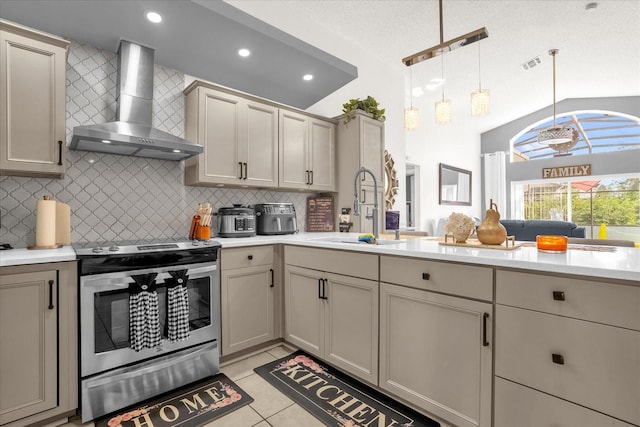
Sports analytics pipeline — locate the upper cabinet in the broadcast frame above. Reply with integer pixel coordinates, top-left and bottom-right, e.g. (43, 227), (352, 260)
(184, 81), (336, 192)
(335, 111), (385, 232)
(184, 85), (279, 188)
(0, 20), (69, 178)
(279, 110), (336, 192)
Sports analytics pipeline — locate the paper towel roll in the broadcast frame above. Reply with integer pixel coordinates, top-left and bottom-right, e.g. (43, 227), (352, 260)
(35, 196), (56, 247)
(55, 202), (71, 245)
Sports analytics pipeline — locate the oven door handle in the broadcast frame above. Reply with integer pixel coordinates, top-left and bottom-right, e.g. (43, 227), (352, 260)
(81, 264), (217, 289)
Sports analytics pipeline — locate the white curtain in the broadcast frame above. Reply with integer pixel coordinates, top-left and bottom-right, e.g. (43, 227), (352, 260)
(483, 151), (507, 214)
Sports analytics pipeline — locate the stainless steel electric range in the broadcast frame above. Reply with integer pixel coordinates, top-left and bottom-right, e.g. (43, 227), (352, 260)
(73, 238), (221, 422)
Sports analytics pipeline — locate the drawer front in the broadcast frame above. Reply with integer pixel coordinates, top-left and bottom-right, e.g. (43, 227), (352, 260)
(221, 246), (273, 270)
(496, 270), (640, 331)
(495, 377), (636, 427)
(496, 305), (640, 425)
(284, 246), (378, 281)
(380, 255), (492, 301)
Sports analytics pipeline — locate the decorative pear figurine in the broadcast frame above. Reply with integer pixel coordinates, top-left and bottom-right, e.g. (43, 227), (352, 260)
(477, 199), (507, 245)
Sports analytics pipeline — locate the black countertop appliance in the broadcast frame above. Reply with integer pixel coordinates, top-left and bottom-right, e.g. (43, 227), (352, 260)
(254, 203), (297, 235)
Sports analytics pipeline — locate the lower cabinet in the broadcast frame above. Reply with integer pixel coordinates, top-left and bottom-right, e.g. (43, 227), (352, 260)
(0, 261), (77, 427)
(284, 246), (379, 385)
(220, 246), (276, 356)
(379, 283), (493, 427)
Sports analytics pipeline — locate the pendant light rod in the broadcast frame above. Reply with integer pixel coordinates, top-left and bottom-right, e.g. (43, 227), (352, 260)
(550, 48), (559, 125)
(402, 0), (488, 67)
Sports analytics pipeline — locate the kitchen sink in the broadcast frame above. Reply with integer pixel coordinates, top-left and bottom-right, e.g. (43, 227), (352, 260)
(311, 237), (406, 246)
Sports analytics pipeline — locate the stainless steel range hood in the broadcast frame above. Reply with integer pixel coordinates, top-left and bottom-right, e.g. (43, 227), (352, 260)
(70, 40), (203, 161)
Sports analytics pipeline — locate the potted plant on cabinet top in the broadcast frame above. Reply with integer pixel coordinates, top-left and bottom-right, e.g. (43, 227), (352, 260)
(342, 96), (386, 124)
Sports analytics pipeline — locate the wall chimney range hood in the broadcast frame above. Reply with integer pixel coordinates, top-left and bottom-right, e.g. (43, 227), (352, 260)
(70, 40), (203, 161)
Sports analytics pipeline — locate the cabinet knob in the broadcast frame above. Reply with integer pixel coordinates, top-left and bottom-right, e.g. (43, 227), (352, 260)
(247, 255), (253, 260)
(552, 353), (565, 365)
(422, 273), (430, 280)
(552, 291), (565, 301)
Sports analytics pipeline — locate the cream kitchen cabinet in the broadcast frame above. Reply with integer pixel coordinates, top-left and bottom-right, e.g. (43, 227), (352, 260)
(184, 83), (279, 188)
(379, 256), (493, 427)
(0, 261), (77, 427)
(495, 270), (640, 427)
(0, 20), (69, 178)
(279, 110), (336, 192)
(336, 111), (384, 233)
(220, 246), (278, 356)
(283, 246), (378, 384)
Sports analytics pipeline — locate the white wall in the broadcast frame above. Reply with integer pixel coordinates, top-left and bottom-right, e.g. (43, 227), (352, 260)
(225, 1), (408, 227)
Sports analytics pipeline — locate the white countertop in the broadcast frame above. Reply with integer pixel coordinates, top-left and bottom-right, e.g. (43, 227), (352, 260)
(0, 246), (76, 267)
(214, 232), (640, 282)
(1, 234), (637, 282)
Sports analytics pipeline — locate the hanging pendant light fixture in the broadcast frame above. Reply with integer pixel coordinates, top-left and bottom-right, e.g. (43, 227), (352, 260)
(402, 0), (488, 67)
(435, 54), (451, 124)
(471, 41), (490, 117)
(538, 49), (576, 149)
(404, 65), (419, 130)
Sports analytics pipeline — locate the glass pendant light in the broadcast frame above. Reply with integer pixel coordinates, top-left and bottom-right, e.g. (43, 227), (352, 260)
(404, 66), (419, 130)
(435, 54), (451, 124)
(471, 41), (490, 117)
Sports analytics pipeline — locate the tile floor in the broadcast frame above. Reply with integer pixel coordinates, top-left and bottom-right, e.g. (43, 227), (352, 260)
(62, 345), (326, 427)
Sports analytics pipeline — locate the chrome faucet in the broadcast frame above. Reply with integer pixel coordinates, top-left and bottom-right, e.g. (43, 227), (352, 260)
(353, 167), (379, 239)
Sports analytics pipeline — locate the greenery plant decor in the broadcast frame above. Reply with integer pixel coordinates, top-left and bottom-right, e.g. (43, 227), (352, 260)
(342, 96), (386, 124)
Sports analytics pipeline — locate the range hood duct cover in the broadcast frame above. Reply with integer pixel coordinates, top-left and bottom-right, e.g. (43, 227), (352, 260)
(70, 40), (203, 161)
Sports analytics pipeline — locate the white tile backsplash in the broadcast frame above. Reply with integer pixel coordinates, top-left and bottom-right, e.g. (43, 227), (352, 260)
(0, 40), (312, 248)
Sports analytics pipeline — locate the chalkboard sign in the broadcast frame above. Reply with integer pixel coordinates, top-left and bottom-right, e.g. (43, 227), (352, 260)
(306, 196), (335, 232)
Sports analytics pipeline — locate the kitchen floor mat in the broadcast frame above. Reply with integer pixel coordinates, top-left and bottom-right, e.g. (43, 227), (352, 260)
(94, 373), (252, 427)
(254, 350), (440, 427)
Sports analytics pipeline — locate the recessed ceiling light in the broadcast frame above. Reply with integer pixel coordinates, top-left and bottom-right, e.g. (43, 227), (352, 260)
(238, 48), (250, 57)
(146, 11), (162, 23)
(172, 149), (181, 153)
(303, 74), (314, 81)
(101, 139), (111, 144)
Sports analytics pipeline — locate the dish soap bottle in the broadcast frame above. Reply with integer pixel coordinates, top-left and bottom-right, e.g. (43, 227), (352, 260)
(477, 199), (507, 245)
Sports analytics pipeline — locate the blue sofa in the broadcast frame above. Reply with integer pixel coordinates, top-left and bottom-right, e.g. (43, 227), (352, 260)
(500, 219), (586, 241)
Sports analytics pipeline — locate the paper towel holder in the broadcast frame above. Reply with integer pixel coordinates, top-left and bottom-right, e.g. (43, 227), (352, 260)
(28, 195), (63, 250)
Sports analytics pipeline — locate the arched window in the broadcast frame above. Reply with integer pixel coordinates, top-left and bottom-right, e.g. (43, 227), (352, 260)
(510, 111), (640, 161)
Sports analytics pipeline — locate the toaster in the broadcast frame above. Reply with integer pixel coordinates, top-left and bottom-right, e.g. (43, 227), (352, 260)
(254, 203), (297, 235)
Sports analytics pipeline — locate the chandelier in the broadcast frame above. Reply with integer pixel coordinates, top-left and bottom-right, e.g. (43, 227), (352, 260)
(538, 49), (576, 150)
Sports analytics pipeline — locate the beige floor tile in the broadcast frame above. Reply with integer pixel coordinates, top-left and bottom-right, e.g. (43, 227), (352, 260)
(236, 373), (294, 418)
(267, 345), (295, 360)
(221, 352), (277, 381)
(57, 416), (92, 427)
(251, 421), (271, 427)
(267, 404), (325, 427)
(201, 405), (263, 427)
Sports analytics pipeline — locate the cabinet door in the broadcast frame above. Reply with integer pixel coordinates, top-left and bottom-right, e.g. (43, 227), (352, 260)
(279, 110), (309, 189)
(244, 101), (278, 188)
(0, 270), (57, 424)
(308, 118), (335, 192)
(0, 26), (68, 177)
(284, 265), (324, 356)
(359, 115), (384, 186)
(324, 273), (378, 385)
(200, 90), (243, 184)
(221, 265), (275, 356)
(379, 283), (492, 427)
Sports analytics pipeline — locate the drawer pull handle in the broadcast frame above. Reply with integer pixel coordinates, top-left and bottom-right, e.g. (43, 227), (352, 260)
(482, 312), (489, 347)
(552, 291), (565, 301)
(270, 268), (274, 288)
(247, 255), (253, 260)
(48, 280), (55, 310)
(552, 353), (565, 365)
(57, 140), (63, 166)
(422, 273), (431, 280)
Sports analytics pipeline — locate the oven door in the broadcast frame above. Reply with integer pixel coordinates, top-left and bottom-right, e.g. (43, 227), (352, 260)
(80, 262), (219, 377)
